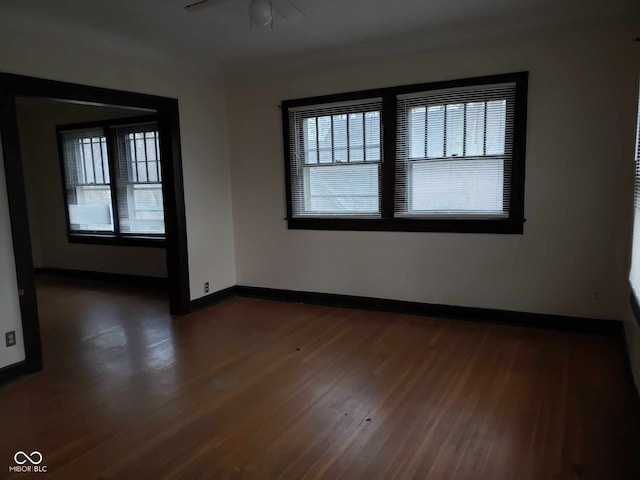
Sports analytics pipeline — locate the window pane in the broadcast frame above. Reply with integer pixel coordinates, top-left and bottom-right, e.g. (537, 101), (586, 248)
(303, 117), (318, 164)
(409, 107), (426, 159)
(119, 184), (165, 235)
(465, 102), (485, 156)
(318, 116), (332, 163)
(305, 164), (379, 214)
(114, 124), (165, 236)
(91, 139), (105, 183)
(410, 159), (504, 214)
(348, 113), (364, 162)
(68, 185), (114, 232)
(445, 104), (464, 157)
(333, 114), (348, 162)
(82, 140), (95, 184)
(145, 132), (157, 161)
(60, 129), (114, 233)
(365, 111), (380, 161)
(426, 106), (444, 158)
(486, 100), (506, 155)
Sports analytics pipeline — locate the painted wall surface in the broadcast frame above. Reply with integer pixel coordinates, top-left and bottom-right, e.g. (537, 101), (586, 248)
(0, 26), (236, 303)
(227, 18), (640, 320)
(0, 139), (26, 368)
(17, 98), (167, 278)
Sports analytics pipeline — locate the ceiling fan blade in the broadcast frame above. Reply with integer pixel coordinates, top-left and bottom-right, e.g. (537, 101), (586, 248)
(184, 0), (227, 12)
(271, 0), (305, 22)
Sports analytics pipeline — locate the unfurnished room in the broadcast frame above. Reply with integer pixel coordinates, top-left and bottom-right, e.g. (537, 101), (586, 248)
(1, 0), (640, 479)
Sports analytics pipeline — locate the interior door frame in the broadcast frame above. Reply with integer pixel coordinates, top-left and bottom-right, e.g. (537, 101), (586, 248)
(0, 72), (191, 382)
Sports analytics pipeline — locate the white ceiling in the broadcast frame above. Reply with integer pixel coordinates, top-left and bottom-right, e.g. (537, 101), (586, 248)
(0, 0), (638, 74)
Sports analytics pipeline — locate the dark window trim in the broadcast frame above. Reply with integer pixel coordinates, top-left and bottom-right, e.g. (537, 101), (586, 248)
(57, 114), (158, 132)
(56, 115), (164, 247)
(67, 233), (166, 248)
(288, 217), (523, 234)
(281, 71), (529, 233)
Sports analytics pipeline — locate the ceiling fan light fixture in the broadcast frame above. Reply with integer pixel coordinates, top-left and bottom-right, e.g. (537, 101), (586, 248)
(248, 0), (273, 26)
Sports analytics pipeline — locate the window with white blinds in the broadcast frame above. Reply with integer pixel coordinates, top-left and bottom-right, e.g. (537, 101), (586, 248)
(629, 90), (640, 299)
(396, 83), (515, 219)
(113, 123), (165, 235)
(281, 72), (528, 233)
(287, 99), (383, 217)
(60, 127), (114, 233)
(58, 117), (164, 242)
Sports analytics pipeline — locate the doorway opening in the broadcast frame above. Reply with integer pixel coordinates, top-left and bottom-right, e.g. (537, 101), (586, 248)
(0, 73), (190, 381)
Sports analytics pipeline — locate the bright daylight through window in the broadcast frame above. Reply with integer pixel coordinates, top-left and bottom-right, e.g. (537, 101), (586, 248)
(283, 72), (527, 233)
(629, 87), (640, 303)
(58, 117), (165, 243)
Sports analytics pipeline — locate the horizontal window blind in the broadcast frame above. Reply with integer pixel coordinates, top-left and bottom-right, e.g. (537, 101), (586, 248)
(395, 83), (516, 219)
(288, 98), (383, 217)
(59, 127), (114, 233)
(112, 122), (165, 235)
(629, 91), (640, 297)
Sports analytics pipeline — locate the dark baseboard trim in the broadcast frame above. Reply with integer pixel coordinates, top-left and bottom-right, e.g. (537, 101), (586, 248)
(0, 360), (41, 386)
(235, 285), (622, 336)
(190, 286), (238, 313)
(34, 267), (168, 288)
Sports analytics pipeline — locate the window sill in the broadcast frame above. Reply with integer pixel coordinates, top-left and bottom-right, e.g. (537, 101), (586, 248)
(287, 217), (524, 234)
(68, 234), (166, 248)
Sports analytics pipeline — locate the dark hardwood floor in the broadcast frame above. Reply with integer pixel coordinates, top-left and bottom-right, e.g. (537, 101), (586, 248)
(1, 275), (639, 479)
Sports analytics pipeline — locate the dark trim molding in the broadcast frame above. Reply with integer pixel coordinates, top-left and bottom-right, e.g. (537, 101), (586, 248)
(34, 267), (168, 288)
(67, 234), (166, 248)
(189, 286), (238, 312)
(287, 217), (524, 234)
(0, 91), (43, 377)
(234, 285), (622, 335)
(57, 114), (158, 132)
(0, 361), (35, 385)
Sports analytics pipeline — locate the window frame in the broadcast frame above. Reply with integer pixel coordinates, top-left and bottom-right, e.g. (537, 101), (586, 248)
(56, 114), (166, 247)
(281, 72), (528, 234)
(291, 100), (384, 218)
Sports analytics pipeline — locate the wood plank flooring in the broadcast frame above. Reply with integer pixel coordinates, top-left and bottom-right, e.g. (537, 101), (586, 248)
(1, 275), (639, 479)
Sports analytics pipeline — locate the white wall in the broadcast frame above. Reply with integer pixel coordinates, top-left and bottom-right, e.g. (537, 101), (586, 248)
(0, 139), (26, 368)
(17, 98), (167, 278)
(0, 26), (236, 304)
(228, 18), (640, 320)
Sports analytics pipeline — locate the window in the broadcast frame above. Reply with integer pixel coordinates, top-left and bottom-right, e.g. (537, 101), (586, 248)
(287, 99), (382, 217)
(283, 72), (528, 233)
(58, 116), (165, 246)
(629, 87), (640, 310)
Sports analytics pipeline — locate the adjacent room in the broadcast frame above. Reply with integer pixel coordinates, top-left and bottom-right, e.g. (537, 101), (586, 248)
(1, 0), (640, 478)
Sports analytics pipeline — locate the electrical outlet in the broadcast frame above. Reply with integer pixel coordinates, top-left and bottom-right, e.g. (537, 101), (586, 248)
(204, 282), (210, 294)
(6, 331), (16, 347)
